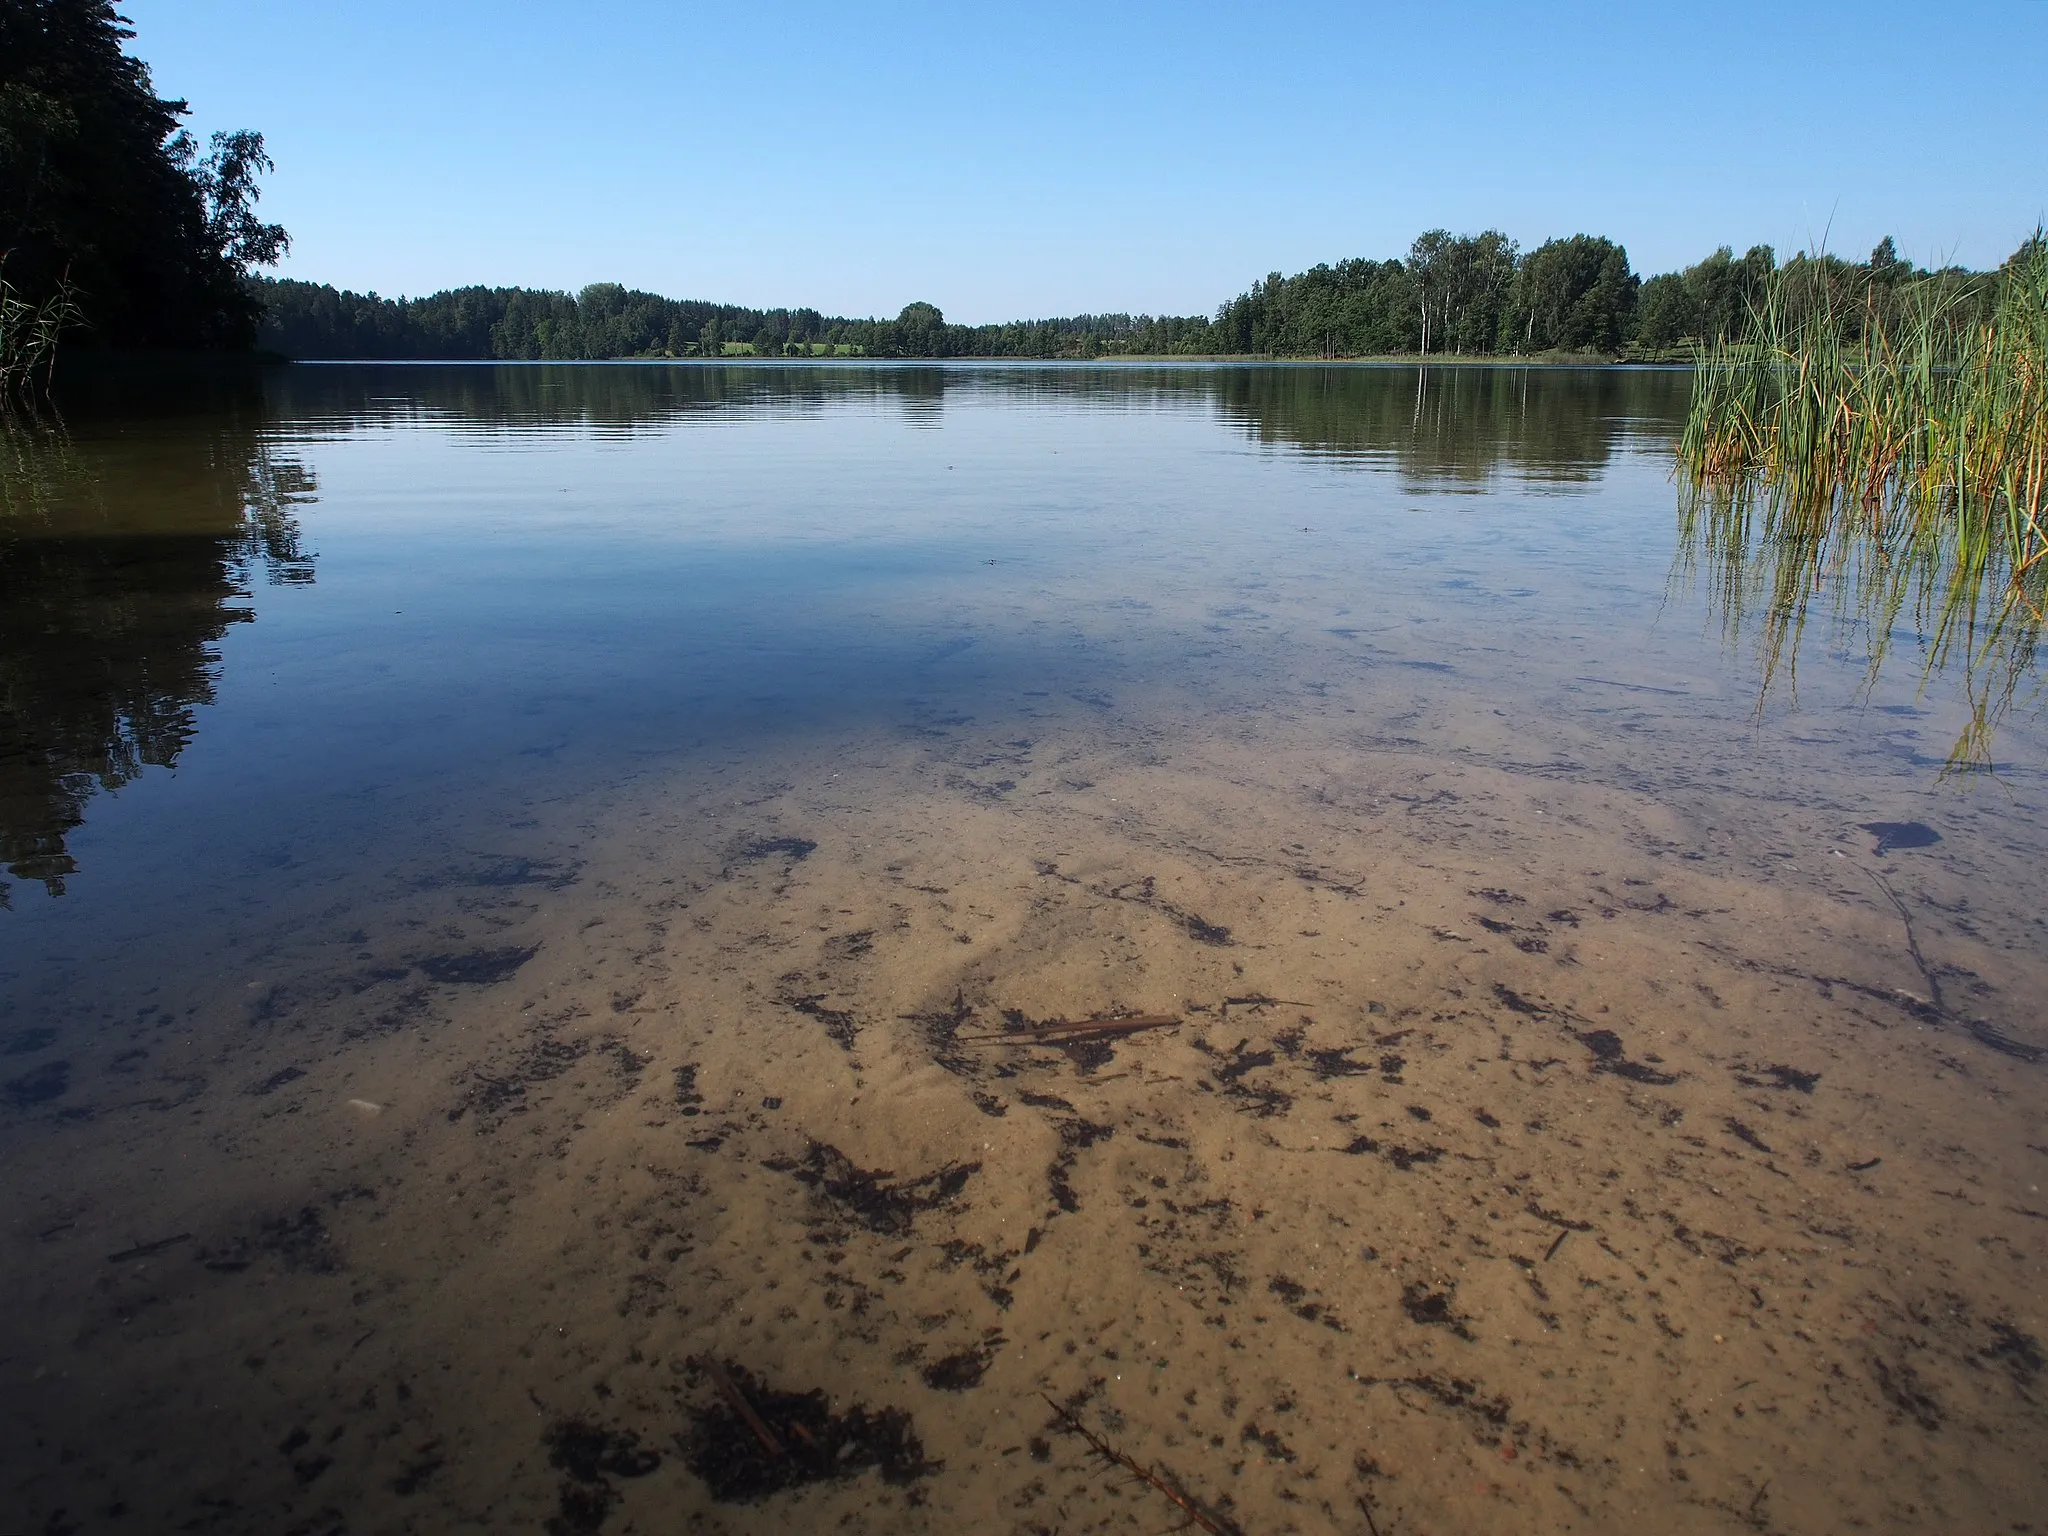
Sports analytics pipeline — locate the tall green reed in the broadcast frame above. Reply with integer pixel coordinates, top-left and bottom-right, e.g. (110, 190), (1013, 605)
(1677, 236), (2048, 770)
(0, 258), (82, 402)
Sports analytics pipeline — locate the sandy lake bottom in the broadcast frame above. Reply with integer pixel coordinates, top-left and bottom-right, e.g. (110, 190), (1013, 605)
(2, 363), (2045, 1536)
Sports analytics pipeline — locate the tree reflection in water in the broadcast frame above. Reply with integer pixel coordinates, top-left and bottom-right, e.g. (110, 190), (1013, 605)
(0, 379), (315, 902)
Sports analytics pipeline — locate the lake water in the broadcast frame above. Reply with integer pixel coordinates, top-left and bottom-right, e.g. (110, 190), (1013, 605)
(3, 362), (2044, 1535)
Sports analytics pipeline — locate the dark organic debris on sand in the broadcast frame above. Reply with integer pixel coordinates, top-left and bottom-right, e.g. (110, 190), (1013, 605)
(1100, 876), (1234, 946)
(416, 945), (538, 986)
(1047, 1117), (1117, 1215)
(781, 991), (860, 1051)
(1735, 1063), (1820, 1093)
(1982, 1322), (2046, 1388)
(1356, 1371), (1515, 1436)
(1492, 983), (1548, 1017)
(105, 1232), (192, 1263)
(725, 835), (819, 875)
(198, 1207), (339, 1276)
(1198, 1037), (1293, 1118)
(1723, 1116), (1774, 1154)
(416, 855), (579, 892)
(1269, 1274), (1347, 1331)
(1401, 1282), (1476, 1340)
(248, 1065), (307, 1097)
(921, 1330), (1005, 1391)
(1304, 1045), (1378, 1079)
(683, 1358), (934, 1501)
(1575, 1028), (1677, 1085)
(543, 1417), (659, 1533)
(769, 1140), (980, 1235)
(5, 1059), (71, 1106)
(674, 1063), (704, 1113)
(452, 1036), (591, 1123)
(1871, 1357), (1945, 1431)
(1340, 1136), (1443, 1171)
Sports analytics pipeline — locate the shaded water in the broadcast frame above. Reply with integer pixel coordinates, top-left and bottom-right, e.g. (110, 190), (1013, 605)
(2, 363), (2045, 1535)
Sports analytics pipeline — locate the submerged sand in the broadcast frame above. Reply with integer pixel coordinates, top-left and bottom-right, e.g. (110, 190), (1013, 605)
(4, 671), (2045, 1536)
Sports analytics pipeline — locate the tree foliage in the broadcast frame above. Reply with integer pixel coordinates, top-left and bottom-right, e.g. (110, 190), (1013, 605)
(1635, 245), (1777, 349)
(1411, 229), (1519, 356)
(0, 0), (286, 352)
(1500, 236), (1638, 353)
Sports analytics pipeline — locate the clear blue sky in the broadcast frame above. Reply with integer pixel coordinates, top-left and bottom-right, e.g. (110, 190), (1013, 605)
(128, 0), (2048, 323)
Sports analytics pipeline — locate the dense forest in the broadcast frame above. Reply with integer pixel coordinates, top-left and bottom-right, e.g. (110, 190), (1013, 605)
(253, 231), (2020, 363)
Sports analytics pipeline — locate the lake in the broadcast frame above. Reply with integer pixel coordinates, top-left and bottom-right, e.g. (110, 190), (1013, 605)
(3, 361), (2044, 1535)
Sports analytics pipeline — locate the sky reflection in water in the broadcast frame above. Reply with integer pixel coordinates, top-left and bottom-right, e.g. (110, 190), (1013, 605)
(2, 362), (1716, 908)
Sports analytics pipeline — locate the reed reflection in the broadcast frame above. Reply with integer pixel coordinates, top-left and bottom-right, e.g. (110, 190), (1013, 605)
(1675, 474), (2044, 773)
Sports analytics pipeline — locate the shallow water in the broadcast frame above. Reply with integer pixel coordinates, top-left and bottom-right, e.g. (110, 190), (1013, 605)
(3, 362), (2045, 1535)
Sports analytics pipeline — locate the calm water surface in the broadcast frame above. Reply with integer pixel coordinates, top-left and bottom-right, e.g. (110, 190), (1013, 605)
(3, 364), (2044, 1535)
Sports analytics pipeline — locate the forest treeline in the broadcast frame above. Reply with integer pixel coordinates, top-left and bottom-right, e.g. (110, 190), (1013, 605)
(249, 283), (1213, 362)
(253, 230), (2028, 363)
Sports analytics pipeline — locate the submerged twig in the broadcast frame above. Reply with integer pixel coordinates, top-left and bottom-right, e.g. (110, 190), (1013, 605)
(1859, 866), (1946, 1018)
(692, 1355), (785, 1457)
(105, 1232), (192, 1263)
(1857, 865), (2044, 1061)
(955, 1013), (1181, 1046)
(1040, 1393), (1243, 1536)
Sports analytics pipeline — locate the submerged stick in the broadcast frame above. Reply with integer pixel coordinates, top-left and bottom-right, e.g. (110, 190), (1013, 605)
(1860, 867), (1946, 1018)
(105, 1233), (192, 1263)
(1040, 1393), (1242, 1536)
(692, 1356), (785, 1457)
(955, 1013), (1180, 1045)
(1860, 867), (2044, 1062)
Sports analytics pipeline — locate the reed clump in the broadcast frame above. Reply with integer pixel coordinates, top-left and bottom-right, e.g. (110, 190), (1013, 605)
(0, 257), (82, 403)
(1677, 235), (2047, 769)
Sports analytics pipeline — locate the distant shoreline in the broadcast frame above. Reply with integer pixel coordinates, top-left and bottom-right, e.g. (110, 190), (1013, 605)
(265, 351), (1685, 368)
(53, 349), (1694, 375)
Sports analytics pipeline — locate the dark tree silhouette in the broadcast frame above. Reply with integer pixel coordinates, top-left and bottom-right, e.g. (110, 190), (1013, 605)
(0, 0), (286, 352)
